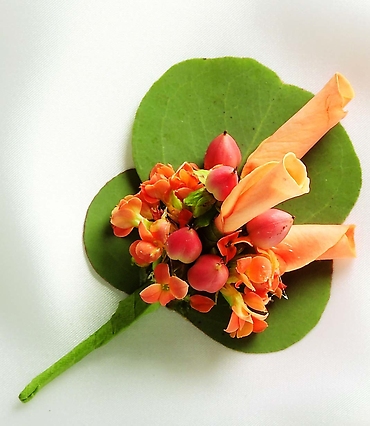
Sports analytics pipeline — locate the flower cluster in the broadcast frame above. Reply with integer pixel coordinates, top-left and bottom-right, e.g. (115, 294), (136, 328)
(111, 73), (356, 339)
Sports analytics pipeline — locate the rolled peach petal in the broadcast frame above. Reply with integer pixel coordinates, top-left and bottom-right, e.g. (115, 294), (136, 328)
(215, 153), (309, 234)
(242, 73), (354, 177)
(272, 224), (356, 272)
(317, 225), (356, 260)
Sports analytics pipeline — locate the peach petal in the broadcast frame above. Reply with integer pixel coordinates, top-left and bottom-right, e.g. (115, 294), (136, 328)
(244, 291), (267, 312)
(252, 318), (268, 334)
(189, 295), (215, 313)
(216, 153), (309, 234)
(112, 225), (133, 238)
(236, 320), (254, 338)
(169, 276), (189, 299)
(225, 312), (241, 334)
(140, 284), (162, 304)
(272, 224), (356, 272)
(246, 256), (272, 284)
(154, 263), (170, 284)
(317, 224), (356, 259)
(158, 290), (175, 306)
(137, 221), (153, 241)
(242, 73), (354, 176)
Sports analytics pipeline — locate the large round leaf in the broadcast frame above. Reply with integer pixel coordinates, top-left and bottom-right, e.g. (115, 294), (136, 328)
(132, 57), (361, 225)
(85, 58), (361, 353)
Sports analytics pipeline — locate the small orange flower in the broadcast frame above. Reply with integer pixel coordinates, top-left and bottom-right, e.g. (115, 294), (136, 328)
(221, 284), (268, 338)
(217, 231), (250, 263)
(129, 219), (171, 267)
(169, 162), (203, 201)
(140, 263), (189, 306)
(110, 195), (149, 237)
(235, 249), (286, 298)
(140, 164), (174, 204)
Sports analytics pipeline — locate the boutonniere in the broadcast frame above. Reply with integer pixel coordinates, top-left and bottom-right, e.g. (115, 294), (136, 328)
(19, 58), (360, 402)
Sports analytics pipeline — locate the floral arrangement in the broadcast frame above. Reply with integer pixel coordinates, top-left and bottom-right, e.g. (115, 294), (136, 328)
(110, 72), (356, 338)
(19, 58), (359, 402)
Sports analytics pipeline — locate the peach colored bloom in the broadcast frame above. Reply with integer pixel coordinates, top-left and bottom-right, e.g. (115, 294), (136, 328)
(217, 231), (250, 263)
(140, 163), (175, 204)
(221, 283), (268, 338)
(235, 249), (286, 297)
(110, 195), (150, 237)
(169, 162), (203, 201)
(140, 263), (189, 306)
(215, 153), (309, 234)
(271, 224), (355, 272)
(242, 73), (355, 176)
(129, 219), (171, 267)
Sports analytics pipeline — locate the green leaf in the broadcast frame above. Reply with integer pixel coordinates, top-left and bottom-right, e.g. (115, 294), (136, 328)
(83, 170), (142, 294)
(19, 290), (159, 402)
(132, 57), (361, 225)
(128, 57), (361, 352)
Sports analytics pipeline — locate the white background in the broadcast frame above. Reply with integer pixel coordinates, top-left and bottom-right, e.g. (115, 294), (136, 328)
(1, 1), (370, 425)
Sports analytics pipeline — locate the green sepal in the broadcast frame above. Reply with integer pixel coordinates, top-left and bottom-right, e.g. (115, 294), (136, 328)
(184, 187), (216, 218)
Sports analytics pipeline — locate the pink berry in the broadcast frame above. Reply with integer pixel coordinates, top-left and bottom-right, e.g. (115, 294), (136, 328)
(204, 131), (242, 169)
(187, 254), (229, 293)
(166, 227), (202, 264)
(246, 209), (294, 249)
(205, 165), (239, 201)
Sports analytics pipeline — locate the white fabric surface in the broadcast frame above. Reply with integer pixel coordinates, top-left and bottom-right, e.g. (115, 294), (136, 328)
(1, 1), (369, 424)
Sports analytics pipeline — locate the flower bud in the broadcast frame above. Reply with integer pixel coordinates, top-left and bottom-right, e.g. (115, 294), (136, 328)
(204, 131), (242, 169)
(187, 254), (229, 293)
(205, 165), (238, 201)
(246, 208), (294, 249)
(166, 227), (202, 264)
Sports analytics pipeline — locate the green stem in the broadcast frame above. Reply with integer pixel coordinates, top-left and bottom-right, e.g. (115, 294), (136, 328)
(19, 290), (159, 403)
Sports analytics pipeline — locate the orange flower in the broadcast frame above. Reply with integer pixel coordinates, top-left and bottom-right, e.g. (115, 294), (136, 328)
(242, 73), (355, 176)
(217, 231), (250, 263)
(215, 153), (310, 234)
(140, 163), (175, 204)
(221, 283), (268, 338)
(129, 219), (171, 267)
(140, 263), (189, 306)
(110, 195), (150, 237)
(271, 224), (355, 272)
(169, 162), (203, 201)
(235, 249), (286, 296)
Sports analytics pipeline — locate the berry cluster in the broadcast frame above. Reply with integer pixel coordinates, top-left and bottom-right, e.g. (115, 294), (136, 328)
(111, 132), (294, 338)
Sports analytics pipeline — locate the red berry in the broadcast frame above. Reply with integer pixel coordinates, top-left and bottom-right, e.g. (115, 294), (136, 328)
(187, 254), (229, 293)
(246, 209), (294, 249)
(205, 165), (238, 201)
(166, 227), (202, 264)
(204, 131), (242, 169)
